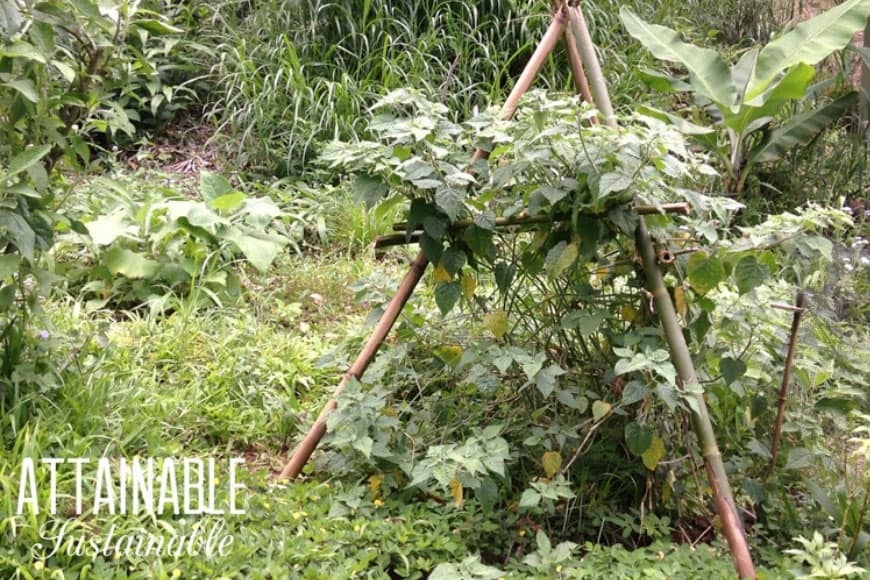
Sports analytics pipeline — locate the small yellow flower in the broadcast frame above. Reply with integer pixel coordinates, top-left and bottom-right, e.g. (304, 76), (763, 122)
(556, 565), (563, 573)
(114, 552), (122, 560)
(319, 527), (326, 534)
(34, 561), (45, 572)
(353, 524), (361, 532)
(172, 569), (182, 578)
(518, 529), (526, 537)
(323, 482), (331, 488)
(263, 501), (271, 509)
(213, 477), (220, 486)
(292, 511), (303, 520)
(373, 499), (383, 507)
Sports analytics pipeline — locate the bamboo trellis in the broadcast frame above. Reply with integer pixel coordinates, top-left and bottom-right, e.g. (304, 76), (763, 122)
(279, 3), (757, 577)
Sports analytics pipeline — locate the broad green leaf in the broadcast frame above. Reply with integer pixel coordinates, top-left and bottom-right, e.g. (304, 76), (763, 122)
(1, 40), (46, 63)
(199, 171), (233, 202)
(435, 281), (461, 315)
(534, 364), (565, 398)
(85, 211), (131, 246)
(724, 63), (816, 133)
(352, 174), (388, 208)
(1, 145), (52, 181)
(104, 247), (159, 279)
(542, 451), (562, 479)
(241, 197), (282, 228)
(687, 251), (725, 295)
(637, 105), (714, 135)
(0, 254), (19, 278)
(733, 255), (769, 294)
(435, 186), (465, 221)
(3, 79), (38, 103)
(748, 92), (857, 165)
(441, 246), (466, 276)
(641, 436), (665, 470)
(225, 231), (287, 272)
(625, 423), (653, 456)
(132, 18), (184, 35)
(209, 192), (246, 211)
(545, 242), (578, 278)
(719, 357), (747, 386)
(596, 172), (633, 200)
(748, 0), (870, 99)
(785, 447), (815, 470)
(519, 489), (541, 508)
(434, 345), (463, 367)
(0, 210), (35, 261)
(620, 8), (737, 108)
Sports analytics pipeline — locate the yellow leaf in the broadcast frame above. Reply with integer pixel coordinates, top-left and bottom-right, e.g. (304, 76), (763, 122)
(621, 304), (637, 323)
(449, 477), (463, 507)
(433, 262), (451, 283)
(592, 400), (611, 421)
(542, 451), (562, 479)
(482, 310), (509, 340)
(641, 436), (665, 470)
(461, 273), (476, 301)
(674, 286), (687, 319)
(368, 474), (384, 499)
(434, 344), (463, 367)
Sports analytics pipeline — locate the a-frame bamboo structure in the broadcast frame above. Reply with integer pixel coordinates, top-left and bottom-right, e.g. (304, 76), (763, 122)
(279, 2), (757, 577)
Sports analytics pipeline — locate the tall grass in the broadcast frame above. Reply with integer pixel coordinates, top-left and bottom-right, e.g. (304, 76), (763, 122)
(186, 0), (752, 176)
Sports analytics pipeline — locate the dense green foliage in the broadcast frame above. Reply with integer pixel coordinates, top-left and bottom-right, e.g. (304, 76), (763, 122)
(0, 0), (868, 578)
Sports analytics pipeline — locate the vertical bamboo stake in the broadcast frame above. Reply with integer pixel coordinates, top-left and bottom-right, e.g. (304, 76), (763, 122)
(637, 222), (757, 579)
(769, 290), (806, 471)
(564, 27), (595, 105)
(566, 5), (756, 576)
(566, 4), (616, 127)
(280, 9), (567, 480)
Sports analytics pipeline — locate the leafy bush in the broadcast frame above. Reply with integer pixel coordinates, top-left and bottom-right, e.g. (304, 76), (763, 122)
(54, 172), (290, 312)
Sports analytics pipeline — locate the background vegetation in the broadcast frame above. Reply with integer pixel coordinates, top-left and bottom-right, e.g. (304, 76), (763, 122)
(0, 0), (867, 578)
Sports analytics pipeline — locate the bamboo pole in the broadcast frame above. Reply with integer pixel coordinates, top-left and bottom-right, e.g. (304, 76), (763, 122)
(279, 9), (567, 480)
(637, 222), (756, 579)
(566, 4), (616, 127)
(769, 290), (806, 471)
(568, 7), (756, 576)
(564, 27), (596, 108)
(390, 203), (690, 232)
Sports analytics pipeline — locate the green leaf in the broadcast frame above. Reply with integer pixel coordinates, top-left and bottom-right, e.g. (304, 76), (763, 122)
(785, 447), (815, 470)
(637, 105), (715, 135)
(209, 192), (246, 211)
(85, 211), (130, 246)
(687, 251), (725, 295)
(225, 231), (287, 272)
(724, 63), (816, 133)
(733, 255), (768, 294)
(748, 92), (858, 165)
(545, 242), (579, 278)
(0, 210), (35, 261)
(104, 247), (159, 279)
(441, 246), (467, 276)
(719, 357), (747, 386)
(132, 18), (184, 35)
(519, 489), (541, 508)
(199, 171), (233, 203)
(534, 364), (565, 398)
(1, 40), (47, 63)
(748, 0), (870, 99)
(625, 423), (653, 456)
(2, 79), (38, 103)
(1, 145), (52, 181)
(435, 281), (461, 315)
(435, 186), (465, 221)
(0, 254), (19, 278)
(352, 174), (389, 209)
(620, 8), (737, 108)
